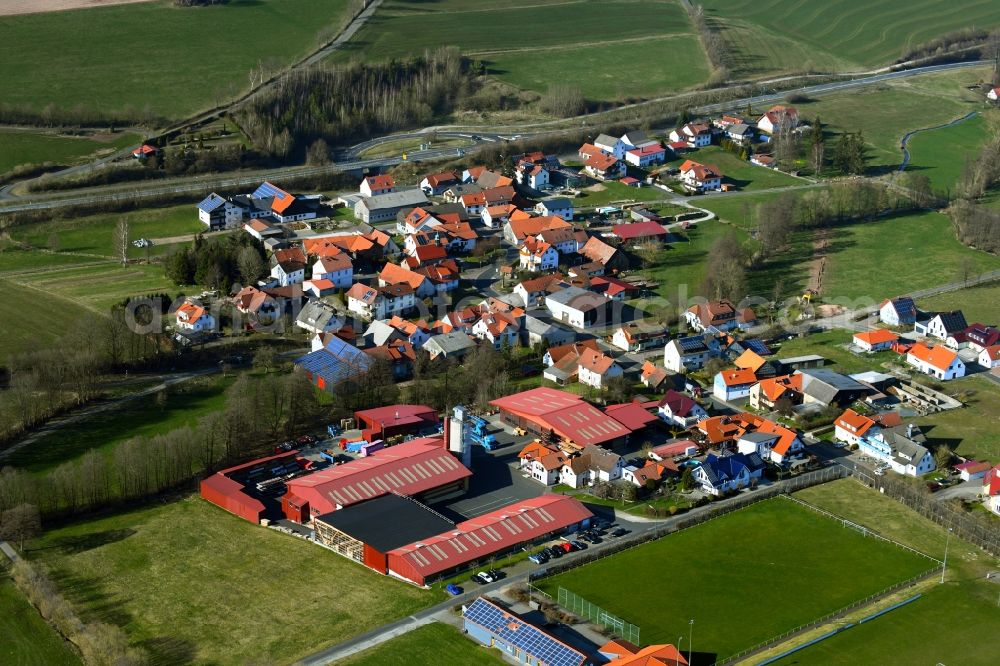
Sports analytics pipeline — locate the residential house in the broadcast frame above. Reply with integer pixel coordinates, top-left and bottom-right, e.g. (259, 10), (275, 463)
(424, 331), (477, 360)
(545, 286), (609, 329)
(296, 300), (345, 336)
(906, 343), (966, 380)
(311, 253), (353, 289)
(834, 410), (934, 476)
(519, 238), (559, 273)
(984, 465), (1000, 516)
(174, 299), (214, 332)
(853, 329), (898, 352)
(679, 160), (722, 191)
(379, 262), (436, 298)
(503, 214), (570, 246)
(582, 151), (626, 180)
(537, 226), (587, 255)
(398, 206), (443, 235)
(750, 154), (775, 168)
(516, 162), (551, 190)
(685, 300), (755, 332)
(345, 283), (415, 321)
(244, 219), (282, 241)
(481, 204), (522, 229)
(954, 460), (992, 482)
(588, 275), (638, 301)
(232, 285), (280, 325)
(713, 368), (758, 401)
(132, 144), (160, 159)
(197, 193), (244, 230)
(599, 640), (688, 666)
(524, 315), (575, 348)
(518, 441), (570, 485)
(543, 340), (600, 385)
(725, 123), (754, 145)
(669, 122), (713, 148)
(657, 390), (708, 429)
(979, 345), (1000, 369)
(364, 340), (417, 379)
(534, 197), (574, 221)
(640, 361), (671, 391)
(735, 421), (803, 465)
(419, 171), (459, 196)
(612, 323), (669, 352)
(472, 311), (520, 350)
(354, 189), (428, 224)
(879, 296), (917, 327)
(757, 105), (799, 134)
(664, 336), (718, 373)
(593, 133), (626, 159)
(989, 87), (1000, 102)
(559, 445), (625, 489)
(577, 347), (623, 389)
(948, 323), (1000, 352)
(693, 453), (764, 495)
(579, 236), (630, 273)
(916, 310), (967, 340)
(749, 374), (803, 411)
(360, 174), (395, 197)
(624, 143), (667, 167)
(514, 273), (565, 308)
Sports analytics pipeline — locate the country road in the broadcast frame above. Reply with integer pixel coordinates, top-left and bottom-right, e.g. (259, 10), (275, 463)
(0, 59), (989, 215)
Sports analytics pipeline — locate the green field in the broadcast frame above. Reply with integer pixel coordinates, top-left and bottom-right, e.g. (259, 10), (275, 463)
(338, 622), (509, 666)
(666, 146), (805, 190)
(0, 249), (106, 274)
(27, 496), (431, 665)
(918, 281), (1000, 324)
(0, 0), (350, 120)
(7, 263), (178, 313)
(772, 330), (897, 375)
(331, 0), (710, 102)
(0, 278), (93, 364)
(914, 376), (1000, 462)
(536, 498), (934, 658)
(4, 374), (233, 474)
(785, 480), (1000, 666)
(702, 0), (1000, 73)
(0, 129), (140, 174)
(904, 113), (988, 192)
(640, 219), (752, 301)
(0, 564), (81, 666)
(574, 181), (670, 208)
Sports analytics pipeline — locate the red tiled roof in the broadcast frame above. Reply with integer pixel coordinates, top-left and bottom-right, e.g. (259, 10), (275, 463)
(854, 329), (898, 346)
(613, 221), (668, 240)
(680, 159), (721, 181)
(491, 388), (632, 447)
(908, 343), (959, 371)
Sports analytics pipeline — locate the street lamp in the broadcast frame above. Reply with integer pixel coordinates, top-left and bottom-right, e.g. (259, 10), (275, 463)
(940, 527), (953, 584)
(688, 619), (694, 665)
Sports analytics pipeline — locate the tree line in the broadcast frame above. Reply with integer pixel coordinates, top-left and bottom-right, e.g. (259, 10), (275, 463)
(943, 112), (1000, 255)
(164, 232), (268, 292)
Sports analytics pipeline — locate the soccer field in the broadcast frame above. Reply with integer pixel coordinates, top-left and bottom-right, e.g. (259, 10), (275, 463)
(537, 498), (935, 660)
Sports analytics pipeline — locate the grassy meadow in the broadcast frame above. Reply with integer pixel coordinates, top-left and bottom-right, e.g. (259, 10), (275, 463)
(0, 0), (350, 120)
(665, 145), (805, 190)
(330, 0), (710, 102)
(0, 564), (82, 666)
(536, 498), (934, 658)
(701, 0), (1000, 74)
(26, 497), (432, 665)
(0, 278), (94, 364)
(0, 129), (140, 174)
(903, 112), (987, 192)
(338, 622), (509, 666)
(917, 281), (1000, 325)
(914, 376), (1000, 462)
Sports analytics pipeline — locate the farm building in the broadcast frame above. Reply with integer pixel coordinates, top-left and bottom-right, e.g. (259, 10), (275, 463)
(282, 437), (471, 521)
(354, 404), (440, 442)
(200, 450), (306, 523)
(490, 387), (632, 449)
(296, 336), (373, 390)
(463, 596), (588, 666)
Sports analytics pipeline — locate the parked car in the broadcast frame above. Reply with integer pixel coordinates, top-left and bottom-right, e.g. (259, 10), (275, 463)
(547, 545), (564, 558)
(571, 540), (587, 550)
(528, 551), (550, 565)
(610, 528), (629, 538)
(472, 571), (496, 584)
(446, 584), (463, 596)
(559, 542), (573, 553)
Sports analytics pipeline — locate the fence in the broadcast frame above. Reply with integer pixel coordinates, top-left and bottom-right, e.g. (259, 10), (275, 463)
(715, 570), (936, 665)
(557, 587), (640, 645)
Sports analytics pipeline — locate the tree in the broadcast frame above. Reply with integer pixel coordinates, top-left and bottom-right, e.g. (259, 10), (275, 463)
(165, 248), (195, 285)
(774, 396), (795, 417)
(680, 467), (695, 490)
(306, 138), (331, 166)
(701, 232), (747, 302)
(237, 245), (266, 285)
(0, 503), (41, 550)
(934, 445), (954, 470)
(834, 132), (866, 175)
(704, 356), (727, 377)
(113, 218), (130, 265)
(539, 84), (585, 117)
(253, 345), (277, 374)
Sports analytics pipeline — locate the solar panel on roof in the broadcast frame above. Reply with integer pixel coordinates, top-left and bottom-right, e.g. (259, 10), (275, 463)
(678, 336), (707, 352)
(463, 599), (584, 666)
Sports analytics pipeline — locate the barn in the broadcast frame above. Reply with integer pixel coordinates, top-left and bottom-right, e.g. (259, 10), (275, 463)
(200, 450), (303, 523)
(282, 437), (471, 521)
(490, 387), (633, 449)
(354, 404), (439, 443)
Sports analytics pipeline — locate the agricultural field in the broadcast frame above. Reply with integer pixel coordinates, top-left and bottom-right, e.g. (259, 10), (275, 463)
(914, 376), (1000, 462)
(917, 281), (1000, 325)
(4, 374), (233, 474)
(0, 278), (93, 364)
(903, 112), (988, 192)
(782, 480), (1000, 666)
(330, 0), (710, 102)
(0, 0), (351, 120)
(6, 262), (178, 313)
(27, 496), (432, 665)
(536, 498), (934, 659)
(665, 146), (805, 190)
(701, 0), (1000, 74)
(0, 129), (140, 174)
(338, 622), (509, 666)
(0, 563), (82, 666)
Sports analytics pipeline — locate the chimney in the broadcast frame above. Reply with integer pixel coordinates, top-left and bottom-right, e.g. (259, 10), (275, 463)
(907, 424), (915, 438)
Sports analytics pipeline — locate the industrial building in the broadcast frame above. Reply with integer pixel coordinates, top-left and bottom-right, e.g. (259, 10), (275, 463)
(490, 387), (633, 449)
(463, 596), (588, 666)
(200, 450), (306, 523)
(354, 404), (439, 442)
(282, 437), (471, 521)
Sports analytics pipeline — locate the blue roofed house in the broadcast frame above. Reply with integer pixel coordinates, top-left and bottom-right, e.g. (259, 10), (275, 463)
(197, 193), (244, 231)
(295, 336), (372, 391)
(693, 453), (764, 495)
(878, 297), (917, 327)
(463, 596), (587, 666)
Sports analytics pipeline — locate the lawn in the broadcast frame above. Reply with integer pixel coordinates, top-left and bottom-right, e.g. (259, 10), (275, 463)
(665, 146), (804, 190)
(4, 374), (233, 474)
(338, 622), (509, 666)
(0, 563), (82, 666)
(11, 204), (203, 260)
(783, 480), (1000, 666)
(8, 262), (179, 313)
(330, 0), (708, 102)
(536, 498), (934, 659)
(904, 112), (989, 193)
(917, 281), (1000, 325)
(821, 210), (1000, 303)
(573, 181), (671, 208)
(914, 376), (1000, 462)
(0, 278), (93, 365)
(0, 0), (350, 120)
(26, 496), (431, 665)
(0, 249), (107, 274)
(0, 129), (140, 174)
(772, 329), (897, 375)
(701, 0), (1000, 72)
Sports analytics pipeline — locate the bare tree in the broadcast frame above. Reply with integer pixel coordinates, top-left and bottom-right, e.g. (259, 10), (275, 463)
(0, 503), (40, 550)
(237, 245), (266, 284)
(113, 218), (129, 265)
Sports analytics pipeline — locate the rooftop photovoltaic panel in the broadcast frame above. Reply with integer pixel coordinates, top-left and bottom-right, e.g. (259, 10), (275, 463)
(197, 193), (226, 213)
(678, 336), (708, 352)
(463, 598), (586, 666)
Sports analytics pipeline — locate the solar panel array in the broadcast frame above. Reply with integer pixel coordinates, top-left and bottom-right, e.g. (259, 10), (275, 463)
(678, 336), (708, 352)
(463, 598), (585, 666)
(745, 339), (771, 355)
(197, 193), (226, 213)
(295, 338), (371, 386)
(252, 181), (290, 200)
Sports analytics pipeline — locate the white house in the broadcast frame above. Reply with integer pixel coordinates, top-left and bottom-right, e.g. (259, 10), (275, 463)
(311, 255), (353, 289)
(419, 171), (458, 196)
(679, 160), (722, 192)
(360, 174), (395, 197)
(757, 105), (799, 135)
(693, 453), (762, 496)
(834, 410), (935, 477)
(624, 143), (667, 167)
(906, 343), (966, 380)
(916, 311), (967, 340)
(345, 283), (414, 321)
(593, 133), (626, 160)
(270, 259), (305, 287)
(559, 445), (625, 489)
(736, 429), (803, 465)
(577, 348), (623, 389)
(853, 329), (898, 352)
(472, 314), (519, 350)
(669, 123), (713, 148)
(174, 300), (215, 332)
(518, 442), (568, 486)
(534, 198), (574, 221)
(545, 286), (608, 329)
(197, 193), (243, 231)
(582, 152), (626, 180)
(984, 465), (1000, 516)
(657, 390), (708, 429)
(296, 300), (345, 336)
(979, 345), (1000, 369)
(713, 368), (757, 402)
(878, 297), (917, 327)
(518, 238), (559, 273)
(664, 336), (715, 373)
(517, 163), (551, 190)
(988, 87), (1000, 102)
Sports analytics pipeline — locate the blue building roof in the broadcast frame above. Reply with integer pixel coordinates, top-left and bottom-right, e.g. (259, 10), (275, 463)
(295, 337), (371, 386)
(463, 597), (586, 666)
(701, 452), (764, 485)
(197, 193), (226, 213)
